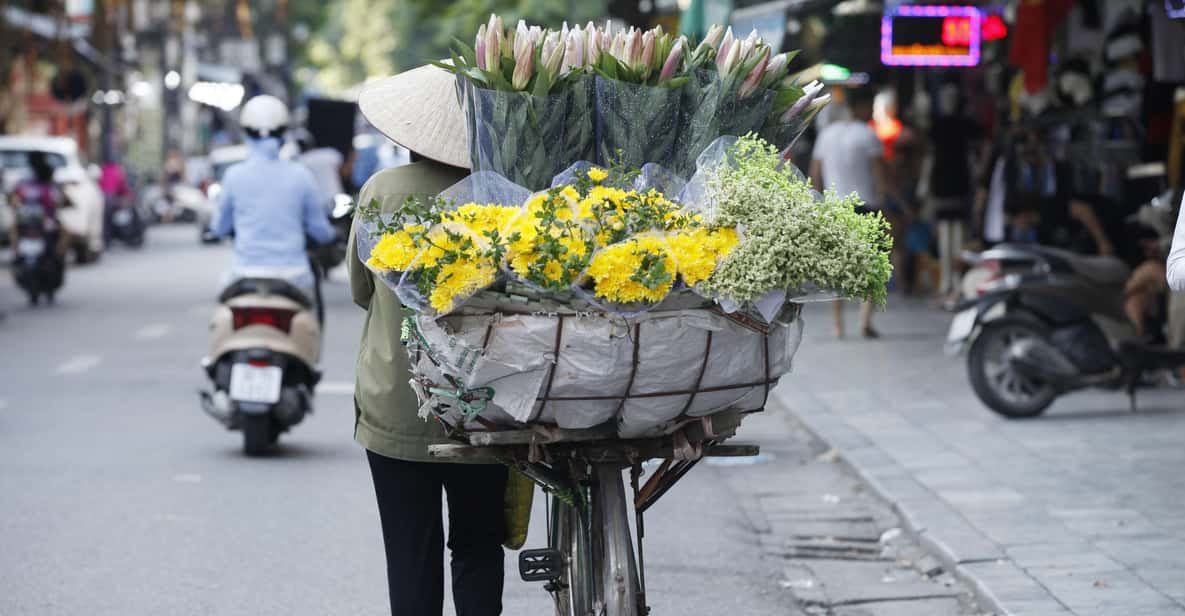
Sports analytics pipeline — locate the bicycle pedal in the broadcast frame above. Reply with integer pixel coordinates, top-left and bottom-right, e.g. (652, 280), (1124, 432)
(518, 548), (562, 582)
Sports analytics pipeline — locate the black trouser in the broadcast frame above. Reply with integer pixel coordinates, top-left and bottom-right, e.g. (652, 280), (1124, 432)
(367, 451), (508, 616)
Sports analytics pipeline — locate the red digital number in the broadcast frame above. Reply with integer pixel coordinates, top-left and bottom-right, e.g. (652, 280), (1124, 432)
(941, 16), (971, 46)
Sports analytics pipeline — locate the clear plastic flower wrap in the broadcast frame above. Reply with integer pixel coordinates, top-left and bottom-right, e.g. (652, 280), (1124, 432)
(354, 135), (892, 437)
(460, 80), (593, 191)
(407, 302), (805, 436)
(593, 77), (682, 170)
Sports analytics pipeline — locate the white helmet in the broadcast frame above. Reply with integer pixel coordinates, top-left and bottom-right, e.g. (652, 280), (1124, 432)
(240, 95), (289, 136)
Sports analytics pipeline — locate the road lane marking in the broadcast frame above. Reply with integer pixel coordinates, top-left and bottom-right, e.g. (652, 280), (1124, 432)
(56, 354), (102, 375)
(319, 381), (354, 396)
(134, 323), (173, 340)
(172, 473), (203, 483)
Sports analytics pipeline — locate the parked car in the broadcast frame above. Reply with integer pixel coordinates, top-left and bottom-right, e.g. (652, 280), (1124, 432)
(0, 136), (105, 263)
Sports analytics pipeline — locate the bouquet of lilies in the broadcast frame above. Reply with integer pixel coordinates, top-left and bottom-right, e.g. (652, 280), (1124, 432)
(438, 17), (831, 185)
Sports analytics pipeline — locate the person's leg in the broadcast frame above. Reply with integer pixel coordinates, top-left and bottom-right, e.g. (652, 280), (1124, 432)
(951, 220), (965, 294)
(367, 451), (446, 616)
(443, 463), (508, 616)
(860, 301), (877, 338)
(832, 300), (845, 338)
(937, 220), (952, 295)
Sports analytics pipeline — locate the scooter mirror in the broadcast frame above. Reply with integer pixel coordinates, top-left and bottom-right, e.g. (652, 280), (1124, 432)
(331, 193), (355, 219)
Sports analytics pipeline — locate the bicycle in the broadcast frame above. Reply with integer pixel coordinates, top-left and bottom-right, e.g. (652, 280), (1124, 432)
(429, 409), (757, 616)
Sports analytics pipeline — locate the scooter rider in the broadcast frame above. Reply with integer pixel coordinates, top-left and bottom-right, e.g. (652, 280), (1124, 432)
(210, 95), (336, 310)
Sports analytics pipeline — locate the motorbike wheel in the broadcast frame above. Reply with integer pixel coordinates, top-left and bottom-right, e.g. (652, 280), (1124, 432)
(73, 239), (99, 264)
(242, 414), (274, 457)
(968, 321), (1058, 418)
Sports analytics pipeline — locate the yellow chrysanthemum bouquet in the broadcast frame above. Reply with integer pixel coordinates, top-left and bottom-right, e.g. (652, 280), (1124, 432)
(362, 165), (739, 315)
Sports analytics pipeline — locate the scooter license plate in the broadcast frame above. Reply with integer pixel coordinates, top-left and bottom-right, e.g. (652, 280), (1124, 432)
(947, 308), (977, 345)
(229, 364), (283, 404)
(17, 238), (45, 258)
(112, 209), (133, 225)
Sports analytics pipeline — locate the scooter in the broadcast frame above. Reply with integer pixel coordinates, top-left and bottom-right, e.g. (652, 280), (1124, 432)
(309, 193), (354, 275)
(106, 197), (145, 248)
(947, 197), (1185, 417)
(11, 203), (65, 306)
(200, 276), (321, 455)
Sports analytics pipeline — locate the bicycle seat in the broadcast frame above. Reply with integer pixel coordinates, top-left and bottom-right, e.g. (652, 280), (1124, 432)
(219, 278), (314, 309)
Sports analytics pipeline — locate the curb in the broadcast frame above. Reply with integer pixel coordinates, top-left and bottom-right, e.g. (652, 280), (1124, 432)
(775, 390), (1074, 616)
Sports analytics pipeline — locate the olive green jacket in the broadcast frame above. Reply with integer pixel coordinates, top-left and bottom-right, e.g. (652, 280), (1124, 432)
(347, 161), (468, 462)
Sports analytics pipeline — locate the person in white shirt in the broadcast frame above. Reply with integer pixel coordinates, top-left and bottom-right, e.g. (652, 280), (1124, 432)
(810, 87), (901, 339)
(294, 129), (346, 205)
(1168, 192), (1185, 292)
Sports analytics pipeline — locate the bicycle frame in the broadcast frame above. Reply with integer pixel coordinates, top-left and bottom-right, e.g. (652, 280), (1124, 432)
(428, 411), (759, 616)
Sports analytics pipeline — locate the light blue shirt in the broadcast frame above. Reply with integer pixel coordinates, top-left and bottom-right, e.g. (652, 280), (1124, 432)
(212, 137), (336, 273)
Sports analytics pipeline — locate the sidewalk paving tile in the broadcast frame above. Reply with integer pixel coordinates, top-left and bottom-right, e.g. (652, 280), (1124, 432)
(774, 299), (1185, 616)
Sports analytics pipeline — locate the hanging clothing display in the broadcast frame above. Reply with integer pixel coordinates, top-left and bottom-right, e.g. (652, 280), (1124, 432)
(1150, 1), (1185, 83)
(1010, 0), (1076, 93)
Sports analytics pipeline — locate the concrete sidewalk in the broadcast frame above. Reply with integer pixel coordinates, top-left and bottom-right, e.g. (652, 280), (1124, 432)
(775, 299), (1185, 616)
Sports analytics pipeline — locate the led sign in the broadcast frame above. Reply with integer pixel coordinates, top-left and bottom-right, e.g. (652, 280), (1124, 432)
(881, 5), (982, 67)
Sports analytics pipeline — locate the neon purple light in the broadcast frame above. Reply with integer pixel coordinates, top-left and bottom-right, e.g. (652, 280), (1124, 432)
(881, 5), (982, 67)
(1168, 0), (1185, 19)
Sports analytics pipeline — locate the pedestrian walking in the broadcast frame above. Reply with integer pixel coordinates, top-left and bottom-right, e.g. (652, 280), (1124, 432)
(350, 64), (508, 616)
(811, 87), (901, 338)
(927, 82), (983, 296)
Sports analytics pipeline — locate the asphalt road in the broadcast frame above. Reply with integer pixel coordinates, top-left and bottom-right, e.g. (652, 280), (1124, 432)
(0, 226), (808, 615)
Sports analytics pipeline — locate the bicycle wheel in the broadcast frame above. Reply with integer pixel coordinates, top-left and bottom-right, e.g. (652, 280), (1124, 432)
(592, 464), (640, 616)
(552, 495), (594, 616)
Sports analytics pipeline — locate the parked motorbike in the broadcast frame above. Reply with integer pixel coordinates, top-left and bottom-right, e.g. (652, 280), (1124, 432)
(947, 195), (1185, 417)
(309, 193), (354, 275)
(105, 197), (145, 248)
(11, 203), (64, 306)
(200, 276), (321, 455)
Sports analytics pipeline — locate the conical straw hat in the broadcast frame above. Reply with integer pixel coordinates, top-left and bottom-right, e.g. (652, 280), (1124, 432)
(358, 64), (470, 169)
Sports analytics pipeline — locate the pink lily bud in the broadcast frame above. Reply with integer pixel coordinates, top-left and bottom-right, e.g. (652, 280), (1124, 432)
(763, 52), (788, 85)
(717, 38), (740, 74)
(585, 23), (600, 64)
(514, 21), (530, 59)
(781, 80), (824, 122)
(512, 41), (535, 90)
(626, 29), (642, 66)
(716, 27), (735, 70)
(542, 31), (564, 77)
(658, 38), (684, 82)
(638, 30), (656, 73)
(475, 24), (488, 70)
(609, 31), (625, 62)
(541, 30), (561, 60)
(563, 27), (586, 73)
(738, 46), (769, 97)
(703, 24), (725, 48)
(737, 33), (757, 66)
(487, 22), (502, 72)
(808, 93), (831, 111)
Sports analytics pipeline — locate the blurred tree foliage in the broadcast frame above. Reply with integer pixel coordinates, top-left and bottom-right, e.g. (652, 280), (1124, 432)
(304, 0), (606, 94)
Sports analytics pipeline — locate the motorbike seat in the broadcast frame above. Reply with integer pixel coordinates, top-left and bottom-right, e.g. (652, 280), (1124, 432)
(1036, 247), (1130, 286)
(219, 278), (314, 309)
